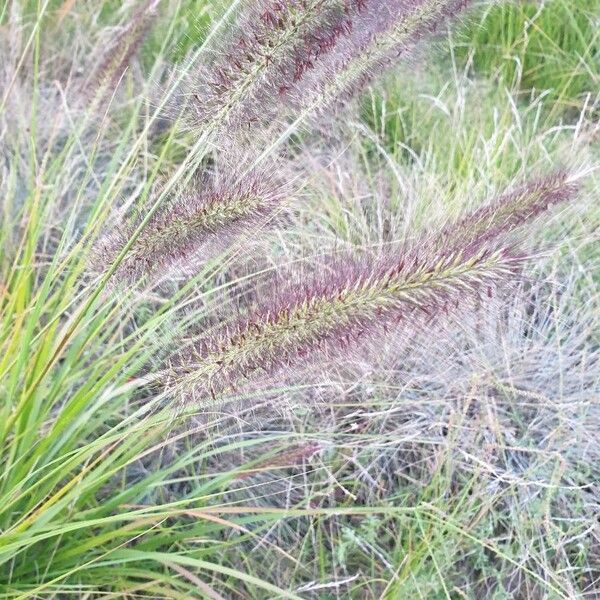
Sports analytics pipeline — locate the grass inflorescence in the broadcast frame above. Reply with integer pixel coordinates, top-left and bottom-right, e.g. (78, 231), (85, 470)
(174, 170), (579, 401)
(95, 163), (290, 283)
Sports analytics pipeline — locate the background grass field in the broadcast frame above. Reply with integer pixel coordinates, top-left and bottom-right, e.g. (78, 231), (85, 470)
(0, 0), (598, 598)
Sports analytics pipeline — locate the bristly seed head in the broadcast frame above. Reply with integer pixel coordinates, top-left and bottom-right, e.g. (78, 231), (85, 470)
(85, 0), (161, 106)
(186, 0), (474, 135)
(170, 171), (580, 402)
(174, 244), (522, 400)
(188, 0), (345, 133)
(286, 0), (476, 112)
(437, 171), (580, 253)
(94, 166), (289, 284)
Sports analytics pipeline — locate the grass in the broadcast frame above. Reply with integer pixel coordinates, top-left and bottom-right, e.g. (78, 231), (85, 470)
(455, 0), (600, 118)
(0, 0), (598, 598)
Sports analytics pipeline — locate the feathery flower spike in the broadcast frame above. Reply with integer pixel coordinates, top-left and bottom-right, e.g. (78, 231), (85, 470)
(175, 244), (522, 400)
(438, 171), (579, 253)
(171, 171), (580, 401)
(189, 0), (349, 132)
(95, 166), (289, 283)
(286, 0), (475, 112)
(86, 0), (161, 105)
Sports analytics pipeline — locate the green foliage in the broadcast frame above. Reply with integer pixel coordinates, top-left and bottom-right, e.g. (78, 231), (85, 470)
(456, 0), (600, 115)
(143, 0), (216, 66)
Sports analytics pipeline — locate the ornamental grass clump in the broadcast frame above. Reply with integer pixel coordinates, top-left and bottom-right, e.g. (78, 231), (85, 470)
(1, 1), (597, 596)
(170, 171), (579, 401)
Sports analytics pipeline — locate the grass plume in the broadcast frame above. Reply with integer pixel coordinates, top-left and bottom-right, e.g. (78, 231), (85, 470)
(95, 164), (290, 283)
(187, 0), (475, 134)
(279, 0), (475, 113)
(174, 245), (521, 399)
(188, 0), (347, 132)
(85, 0), (161, 106)
(172, 170), (581, 401)
(437, 170), (581, 252)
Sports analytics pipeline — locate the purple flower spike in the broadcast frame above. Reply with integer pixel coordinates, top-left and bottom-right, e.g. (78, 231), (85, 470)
(439, 172), (580, 253)
(187, 0), (475, 135)
(172, 171), (580, 401)
(95, 165), (289, 283)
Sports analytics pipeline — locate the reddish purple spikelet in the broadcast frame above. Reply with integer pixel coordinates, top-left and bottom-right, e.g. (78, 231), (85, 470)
(436, 171), (580, 253)
(189, 0), (342, 131)
(281, 0), (369, 86)
(96, 166), (288, 283)
(187, 0), (474, 134)
(176, 243), (522, 399)
(283, 0), (476, 112)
